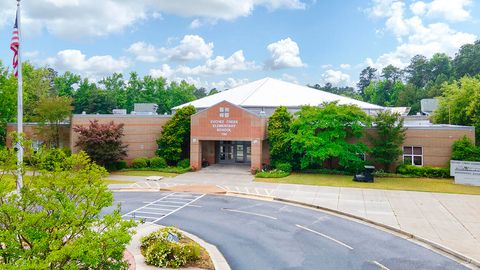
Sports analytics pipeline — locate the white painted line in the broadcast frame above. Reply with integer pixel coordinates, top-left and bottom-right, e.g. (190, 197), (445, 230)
(372, 261), (390, 270)
(143, 207), (177, 211)
(223, 208), (277, 220)
(134, 210), (166, 216)
(153, 194), (206, 223)
(150, 204), (180, 208)
(186, 204), (203, 208)
(124, 214), (158, 220)
(122, 193), (175, 218)
(295, 224), (354, 250)
(159, 200), (192, 204)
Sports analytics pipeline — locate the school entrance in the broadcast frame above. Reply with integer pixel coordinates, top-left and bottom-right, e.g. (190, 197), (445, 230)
(217, 141), (251, 164)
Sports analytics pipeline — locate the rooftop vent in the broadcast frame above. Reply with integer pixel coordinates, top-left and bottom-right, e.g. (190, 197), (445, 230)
(112, 109), (127, 115)
(133, 103), (158, 115)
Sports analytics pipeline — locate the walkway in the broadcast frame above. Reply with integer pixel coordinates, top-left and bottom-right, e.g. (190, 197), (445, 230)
(107, 166), (480, 264)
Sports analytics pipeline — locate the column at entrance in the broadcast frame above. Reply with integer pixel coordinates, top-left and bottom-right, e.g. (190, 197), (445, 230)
(190, 138), (202, 171)
(251, 139), (263, 172)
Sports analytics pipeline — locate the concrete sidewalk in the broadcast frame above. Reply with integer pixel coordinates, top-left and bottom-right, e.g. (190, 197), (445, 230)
(108, 169), (480, 264)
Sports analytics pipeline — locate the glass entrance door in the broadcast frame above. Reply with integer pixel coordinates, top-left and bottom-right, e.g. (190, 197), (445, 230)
(219, 142), (234, 163)
(217, 141), (251, 164)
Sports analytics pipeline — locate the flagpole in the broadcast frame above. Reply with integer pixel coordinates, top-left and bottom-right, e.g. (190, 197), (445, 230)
(16, 0), (23, 193)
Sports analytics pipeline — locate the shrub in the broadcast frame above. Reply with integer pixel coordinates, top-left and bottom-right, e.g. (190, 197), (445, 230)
(105, 160), (127, 171)
(177, 159), (190, 168)
(150, 157), (167, 168)
(132, 157), (149, 168)
(256, 169), (290, 178)
(396, 164), (450, 178)
(39, 148), (68, 171)
(141, 227), (200, 268)
(275, 162), (292, 173)
(451, 136), (480, 161)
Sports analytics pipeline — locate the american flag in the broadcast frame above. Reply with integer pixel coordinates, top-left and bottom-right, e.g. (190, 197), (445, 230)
(10, 8), (19, 77)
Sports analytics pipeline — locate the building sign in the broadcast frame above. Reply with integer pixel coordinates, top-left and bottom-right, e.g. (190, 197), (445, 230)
(208, 106), (240, 136)
(450, 160), (480, 186)
(210, 119), (239, 136)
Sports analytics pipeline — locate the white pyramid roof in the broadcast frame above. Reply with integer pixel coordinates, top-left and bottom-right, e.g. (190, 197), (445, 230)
(174, 77), (384, 110)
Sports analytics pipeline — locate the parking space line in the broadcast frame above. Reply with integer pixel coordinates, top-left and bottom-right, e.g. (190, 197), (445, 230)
(372, 261), (390, 270)
(144, 207), (177, 211)
(295, 224), (354, 250)
(124, 214), (158, 220)
(134, 210), (166, 216)
(122, 192), (175, 218)
(152, 194), (206, 223)
(149, 204), (179, 208)
(222, 208), (277, 220)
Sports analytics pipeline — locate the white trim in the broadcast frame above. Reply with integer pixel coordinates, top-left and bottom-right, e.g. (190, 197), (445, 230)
(402, 146), (423, 166)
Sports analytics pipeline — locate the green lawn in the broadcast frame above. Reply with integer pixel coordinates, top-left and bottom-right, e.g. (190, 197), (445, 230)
(255, 173), (480, 195)
(110, 170), (179, 178)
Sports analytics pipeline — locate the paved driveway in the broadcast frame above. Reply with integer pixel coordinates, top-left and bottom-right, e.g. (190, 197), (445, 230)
(107, 192), (469, 270)
(107, 166), (480, 263)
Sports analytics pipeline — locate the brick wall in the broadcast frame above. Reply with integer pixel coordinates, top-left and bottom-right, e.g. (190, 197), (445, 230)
(6, 123), (71, 148)
(70, 115), (171, 162)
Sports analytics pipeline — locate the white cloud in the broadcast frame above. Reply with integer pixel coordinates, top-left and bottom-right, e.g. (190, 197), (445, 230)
(424, 0), (472, 22)
(150, 50), (256, 78)
(190, 19), (202, 29)
(126, 42), (160, 63)
(127, 35), (214, 63)
(266, 37), (305, 70)
(320, 69), (351, 87)
(281, 73), (298, 83)
(162, 35), (214, 61)
(211, 78), (250, 89)
(339, 64), (351, 69)
(365, 0), (476, 69)
(0, 0), (306, 38)
(45, 49), (130, 79)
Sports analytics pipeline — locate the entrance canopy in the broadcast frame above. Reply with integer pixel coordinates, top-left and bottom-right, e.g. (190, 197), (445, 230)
(190, 100), (268, 172)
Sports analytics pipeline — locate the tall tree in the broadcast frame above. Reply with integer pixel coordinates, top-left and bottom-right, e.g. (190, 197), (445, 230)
(267, 106), (293, 167)
(453, 40), (480, 78)
(381, 65), (403, 82)
(357, 66), (378, 98)
(364, 80), (404, 106)
(290, 102), (371, 172)
(156, 105), (196, 164)
(34, 96), (73, 148)
(405, 55), (430, 89)
(53, 71), (81, 97)
(369, 111), (406, 171)
(0, 62), (17, 146)
(73, 120), (128, 166)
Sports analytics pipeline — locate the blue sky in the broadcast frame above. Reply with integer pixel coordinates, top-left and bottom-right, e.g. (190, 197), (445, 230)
(0, 0), (479, 89)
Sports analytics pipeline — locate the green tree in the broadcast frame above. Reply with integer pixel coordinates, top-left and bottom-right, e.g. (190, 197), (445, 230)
(453, 40), (480, 78)
(0, 62), (17, 146)
(73, 120), (128, 166)
(405, 55), (430, 89)
(451, 136), (480, 161)
(290, 102), (371, 172)
(381, 64), (403, 82)
(267, 106), (293, 167)
(433, 76), (480, 142)
(369, 111), (406, 171)
(156, 105), (196, 164)
(364, 80), (404, 106)
(34, 96), (73, 147)
(0, 151), (136, 269)
(53, 71), (80, 97)
(357, 66), (377, 98)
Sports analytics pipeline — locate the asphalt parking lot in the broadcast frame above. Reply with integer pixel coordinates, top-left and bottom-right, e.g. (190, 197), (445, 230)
(104, 191), (471, 270)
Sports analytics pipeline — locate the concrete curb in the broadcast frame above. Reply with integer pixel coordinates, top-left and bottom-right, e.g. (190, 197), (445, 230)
(226, 191), (480, 269)
(179, 228), (231, 270)
(127, 223), (230, 270)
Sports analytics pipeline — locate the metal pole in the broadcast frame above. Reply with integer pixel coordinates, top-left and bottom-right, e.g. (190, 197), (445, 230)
(16, 0), (23, 193)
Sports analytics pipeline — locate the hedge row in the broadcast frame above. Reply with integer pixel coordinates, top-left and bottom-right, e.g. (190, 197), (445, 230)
(396, 164), (450, 178)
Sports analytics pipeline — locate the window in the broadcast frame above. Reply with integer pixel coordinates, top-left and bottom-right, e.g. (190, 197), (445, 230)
(219, 107), (229, 118)
(403, 146), (423, 166)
